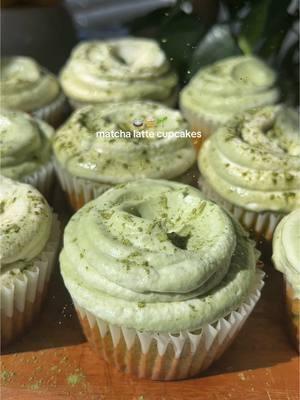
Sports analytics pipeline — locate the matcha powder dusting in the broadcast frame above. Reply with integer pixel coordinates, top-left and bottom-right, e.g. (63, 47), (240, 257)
(67, 370), (85, 386)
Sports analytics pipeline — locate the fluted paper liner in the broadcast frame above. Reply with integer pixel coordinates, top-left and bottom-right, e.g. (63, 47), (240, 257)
(54, 160), (112, 210)
(284, 277), (300, 353)
(199, 177), (284, 241)
(22, 160), (54, 198)
(32, 90), (70, 127)
(73, 270), (264, 380)
(54, 160), (198, 210)
(1, 216), (60, 346)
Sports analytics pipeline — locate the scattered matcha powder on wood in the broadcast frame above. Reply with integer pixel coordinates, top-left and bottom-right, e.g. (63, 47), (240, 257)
(67, 370), (85, 386)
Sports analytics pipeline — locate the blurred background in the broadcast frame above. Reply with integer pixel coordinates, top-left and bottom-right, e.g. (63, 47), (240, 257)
(1, 0), (299, 106)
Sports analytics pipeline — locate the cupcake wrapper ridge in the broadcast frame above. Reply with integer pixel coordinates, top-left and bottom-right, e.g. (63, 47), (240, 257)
(199, 177), (284, 241)
(22, 160), (54, 198)
(32, 91), (70, 127)
(1, 216), (61, 346)
(54, 160), (198, 210)
(73, 270), (264, 380)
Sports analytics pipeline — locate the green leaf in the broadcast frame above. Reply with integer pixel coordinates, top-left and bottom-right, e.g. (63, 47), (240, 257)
(158, 12), (207, 84)
(238, 0), (271, 54)
(189, 24), (241, 78)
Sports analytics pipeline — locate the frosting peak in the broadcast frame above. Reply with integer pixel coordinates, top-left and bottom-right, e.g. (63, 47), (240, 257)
(60, 38), (178, 104)
(198, 105), (300, 212)
(1, 56), (60, 112)
(180, 56), (279, 124)
(0, 108), (54, 180)
(0, 177), (53, 268)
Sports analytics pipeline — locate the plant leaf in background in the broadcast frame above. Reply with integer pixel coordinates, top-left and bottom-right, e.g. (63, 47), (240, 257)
(189, 24), (241, 79)
(238, 0), (271, 54)
(129, 0), (218, 85)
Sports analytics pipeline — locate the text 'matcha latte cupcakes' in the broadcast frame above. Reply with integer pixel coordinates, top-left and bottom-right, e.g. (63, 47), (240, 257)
(60, 38), (178, 109)
(273, 209), (300, 352)
(198, 105), (300, 240)
(0, 56), (69, 127)
(60, 179), (264, 380)
(0, 108), (55, 196)
(180, 56), (280, 149)
(53, 101), (196, 210)
(0, 177), (60, 346)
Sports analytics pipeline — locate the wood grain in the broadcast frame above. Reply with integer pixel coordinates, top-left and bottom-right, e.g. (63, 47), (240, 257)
(1, 186), (299, 400)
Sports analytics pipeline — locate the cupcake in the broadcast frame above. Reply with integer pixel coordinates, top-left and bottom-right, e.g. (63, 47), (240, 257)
(60, 38), (178, 109)
(0, 177), (60, 346)
(273, 209), (300, 352)
(0, 56), (69, 127)
(53, 101), (196, 210)
(198, 105), (300, 240)
(0, 108), (55, 196)
(60, 179), (264, 380)
(180, 56), (280, 150)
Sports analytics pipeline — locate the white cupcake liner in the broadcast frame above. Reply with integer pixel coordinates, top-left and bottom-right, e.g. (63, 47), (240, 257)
(73, 270), (264, 380)
(1, 215), (60, 345)
(199, 177), (284, 241)
(22, 160), (55, 198)
(54, 159), (198, 210)
(32, 91), (70, 127)
(180, 104), (219, 138)
(54, 161), (113, 210)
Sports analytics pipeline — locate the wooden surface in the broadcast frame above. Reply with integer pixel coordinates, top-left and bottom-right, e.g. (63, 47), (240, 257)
(1, 189), (300, 400)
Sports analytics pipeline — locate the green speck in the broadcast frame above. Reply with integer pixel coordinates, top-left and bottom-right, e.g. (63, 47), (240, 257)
(67, 372), (85, 386)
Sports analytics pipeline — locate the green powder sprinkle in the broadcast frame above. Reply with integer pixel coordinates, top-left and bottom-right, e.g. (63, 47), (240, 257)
(67, 372), (85, 386)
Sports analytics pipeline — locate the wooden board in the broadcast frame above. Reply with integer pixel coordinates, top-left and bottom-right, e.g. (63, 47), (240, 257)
(1, 188), (299, 400)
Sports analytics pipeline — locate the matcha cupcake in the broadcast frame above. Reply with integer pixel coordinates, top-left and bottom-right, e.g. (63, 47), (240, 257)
(0, 108), (55, 196)
(198, 105), (300, 240)
(60, 179), (264, 380)
(180, 56), (280, 150)
(0, 56), (69, 127)
(273, 209), (300, 352)
(53, 102), (196, 210)
(0, 177), (60, 346)
(60, 38), (178, 109)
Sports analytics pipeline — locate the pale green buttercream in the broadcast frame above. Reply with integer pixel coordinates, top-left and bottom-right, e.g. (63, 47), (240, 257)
(273, 209), (300, 298)
(0, 177), (53, 278)
(1, 56), (60, 112)
(60, 38), (178, 104)
(53, 102), (195, 183)
(180, 56), (279, 124)
(60, 179), (258, 333)
(0, 108), (54, 179)
(198, 105), (300, 212)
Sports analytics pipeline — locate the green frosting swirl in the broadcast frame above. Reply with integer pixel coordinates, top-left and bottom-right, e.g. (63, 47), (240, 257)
(198, 105), (300, 213)
(1, 56), (60, 112)
(0, 177), (53, 276)
(0, 109), (54, 179)
(60, 38), (178, 104)
(180, 56), (279, 124)
(53, 102), (195, 183)
(60, 179), (258, 332)
(273, 209), (300, 297)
